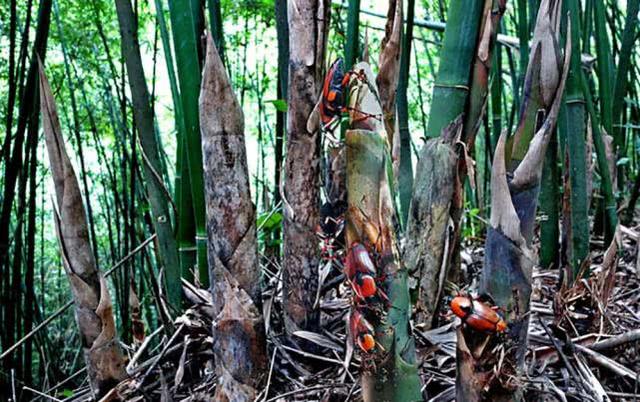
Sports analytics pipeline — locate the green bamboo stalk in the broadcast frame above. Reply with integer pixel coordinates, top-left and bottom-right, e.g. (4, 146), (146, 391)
(397, 0), (415, 226)
(424, 0), (485, 139)
(579, 71), (618, 244)
(564, 0), (590, 282)
(593, 0), (614, 135)
(539, 130), (560, 268)
(167, 0), (208, 286)
(116, 0), (182, 308)
(344, 0), (361, 70)
(516, 0), (529, 88)
(611, 0), (639, 153)
(155, 0), (196, 282)
(462, 0), (507, 147)
(207, 0), (225, 65)
(490, 42), (502, 153)
(581, 0), (593, 52)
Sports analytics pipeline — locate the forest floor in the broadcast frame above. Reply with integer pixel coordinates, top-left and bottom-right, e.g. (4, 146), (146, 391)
(77, 221), (640, 402)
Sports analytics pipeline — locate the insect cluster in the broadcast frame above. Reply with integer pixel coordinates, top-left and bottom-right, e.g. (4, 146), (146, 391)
(345, 242), (386, 353)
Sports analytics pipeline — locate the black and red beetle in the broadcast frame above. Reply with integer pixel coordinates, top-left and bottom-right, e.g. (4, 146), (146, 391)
(319, 58), (350, 129)
(344, 242), (377, 299)
(350, 310), (375, 352)
(450, 295), (507, 333)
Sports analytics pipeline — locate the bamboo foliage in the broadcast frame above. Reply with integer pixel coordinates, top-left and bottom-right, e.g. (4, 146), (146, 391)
(200, 34), (266, 401)
(345, 63), (422, 402)
(39, 60), (126, 398)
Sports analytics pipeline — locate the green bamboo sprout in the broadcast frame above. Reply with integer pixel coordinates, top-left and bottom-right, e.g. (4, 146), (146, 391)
(510, 0), (565, 166)
(345, 63), (422, 402)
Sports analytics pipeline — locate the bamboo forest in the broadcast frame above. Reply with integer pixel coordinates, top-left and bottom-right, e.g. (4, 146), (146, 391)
(1, 0), (640, 400)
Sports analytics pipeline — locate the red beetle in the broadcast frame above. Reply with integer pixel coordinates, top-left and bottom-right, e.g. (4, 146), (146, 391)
(320, 58), (351, 129)
(350, 310), (375, 352)
(450, 295), (507, 333)
(344, 242), (377, 299)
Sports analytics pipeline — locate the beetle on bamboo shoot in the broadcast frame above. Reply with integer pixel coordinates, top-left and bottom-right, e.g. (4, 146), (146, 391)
(450, 295), (507, 333)
(350, 310), (376, 352)
(344, 242), (378, 299)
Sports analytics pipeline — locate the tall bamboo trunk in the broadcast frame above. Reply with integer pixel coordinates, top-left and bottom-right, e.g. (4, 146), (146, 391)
(39, 61), (126, 398)
(200, 35), (267, 401)
(114, 0), (182, 310)
(282, 0), (330, 335)
(167, 0), (209, 286)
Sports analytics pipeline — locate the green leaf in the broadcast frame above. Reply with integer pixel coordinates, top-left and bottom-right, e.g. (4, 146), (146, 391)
(265, 99), (288, 112)
(257, 212), (283, 232)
